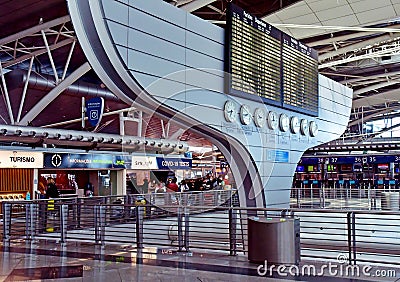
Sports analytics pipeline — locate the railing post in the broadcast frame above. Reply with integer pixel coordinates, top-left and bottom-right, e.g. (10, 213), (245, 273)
(346, 211), (354, 264)
(71, 198), (77, 229)
(214, 190), (219, 206)
(76, 198), (81, 228)
(124, 195), (130, 221)
(135, 206), (144, 249)
(184, 207), (190, 252)
(351, 212), (357, 265)
(229, 208), (237, 256)
(346, 211), (351, 263)
(182, 193), (188, 206)
(296, 187), (301, 208)
(2, 202), (11, 243)
(25, 203), (35, 240)
(94, 205), (99, 244)
(177, 207), (184, 252)
(60, 204), (68, 243)
(199, 193), (204, 207)
(94, 205), (105, 245)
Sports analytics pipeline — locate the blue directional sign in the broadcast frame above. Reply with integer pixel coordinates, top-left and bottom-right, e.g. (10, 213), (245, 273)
(156, 157), (192, 170)
(86, 97), (104, 127)
(267, 150), (289, 163)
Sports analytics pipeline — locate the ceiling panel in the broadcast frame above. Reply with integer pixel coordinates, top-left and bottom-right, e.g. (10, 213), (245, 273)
(315, 5), (354, 22)
(357, 6), (397, 25)
(321, 14), (360, 26)
(306, 0), (351, 13)
(350, 0), (392, 13)
(270, 2), (312, 21)
(289, 28), (331, 40)
(264, 14), (282, 24)
(285, 13), (320, 24)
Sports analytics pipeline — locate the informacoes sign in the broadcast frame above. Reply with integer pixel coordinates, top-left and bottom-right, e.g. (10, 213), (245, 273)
(0, 151), (43, 168)
(44, 153), (113, 169)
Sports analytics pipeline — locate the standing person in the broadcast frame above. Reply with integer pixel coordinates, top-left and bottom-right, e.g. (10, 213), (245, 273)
(45, 177), (60, 199)
(179, 180), (189, 192)
(166, 177), (179, 192)
(142, 178), (149, 194)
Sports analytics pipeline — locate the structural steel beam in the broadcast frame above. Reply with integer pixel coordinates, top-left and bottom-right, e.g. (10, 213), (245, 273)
(0, 15), (71, 46)
(19, 62), (91, 125)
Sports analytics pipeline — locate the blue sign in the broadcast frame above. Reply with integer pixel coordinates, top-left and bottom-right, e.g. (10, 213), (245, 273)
(44, 153), (113, 169)
(184, 151), (192, 158)
(86, 97), (104, 127)
(156, 157), (192, 170)
(267, 150), (289, 163)
(44, 153), (69, 168)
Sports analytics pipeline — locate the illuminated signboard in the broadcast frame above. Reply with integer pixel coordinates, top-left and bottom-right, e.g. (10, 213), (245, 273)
(225, 3), (319, 116)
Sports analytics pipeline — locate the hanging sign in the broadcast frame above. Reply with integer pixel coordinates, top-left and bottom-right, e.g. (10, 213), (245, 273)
(86, 97), (104, 127)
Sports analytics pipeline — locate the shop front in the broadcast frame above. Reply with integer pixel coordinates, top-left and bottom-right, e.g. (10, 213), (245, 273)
(42, 152), (126, 198)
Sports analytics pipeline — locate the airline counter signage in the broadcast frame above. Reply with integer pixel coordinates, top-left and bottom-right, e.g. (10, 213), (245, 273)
(0, 151), (43, 168)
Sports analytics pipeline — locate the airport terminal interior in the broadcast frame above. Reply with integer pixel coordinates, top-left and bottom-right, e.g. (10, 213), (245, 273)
(1, 0), (400, 281)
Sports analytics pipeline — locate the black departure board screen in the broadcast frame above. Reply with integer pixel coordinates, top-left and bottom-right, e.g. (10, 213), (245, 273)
(282, 34), (318, 113)
(225, 4), (319, 116)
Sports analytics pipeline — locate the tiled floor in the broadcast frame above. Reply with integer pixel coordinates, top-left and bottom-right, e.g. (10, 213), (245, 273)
(0, 240), (399, 281)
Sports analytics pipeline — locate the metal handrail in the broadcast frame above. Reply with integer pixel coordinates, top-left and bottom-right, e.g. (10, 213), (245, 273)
(1, 200), (400, 267)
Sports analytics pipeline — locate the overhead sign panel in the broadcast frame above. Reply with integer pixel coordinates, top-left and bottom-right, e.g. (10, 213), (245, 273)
(225, 3), (319, 116)
(131, 156), (158, 170)
(0, 151), (43, 168)
(44, 153), (113, 169)
(43, 153), (192, 170)
(156, 157), (192, 170)
(86, 97), (104, 127)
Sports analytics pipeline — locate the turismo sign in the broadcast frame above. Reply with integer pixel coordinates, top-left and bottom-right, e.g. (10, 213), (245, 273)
(0, 151), (43, 168)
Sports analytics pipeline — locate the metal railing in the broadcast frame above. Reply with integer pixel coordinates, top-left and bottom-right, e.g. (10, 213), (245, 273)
(2, 199), (400, 267)
(291, 186), (400, 210)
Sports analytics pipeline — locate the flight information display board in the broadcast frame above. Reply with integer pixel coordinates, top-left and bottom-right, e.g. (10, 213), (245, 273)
(225, 4), (319, 116)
